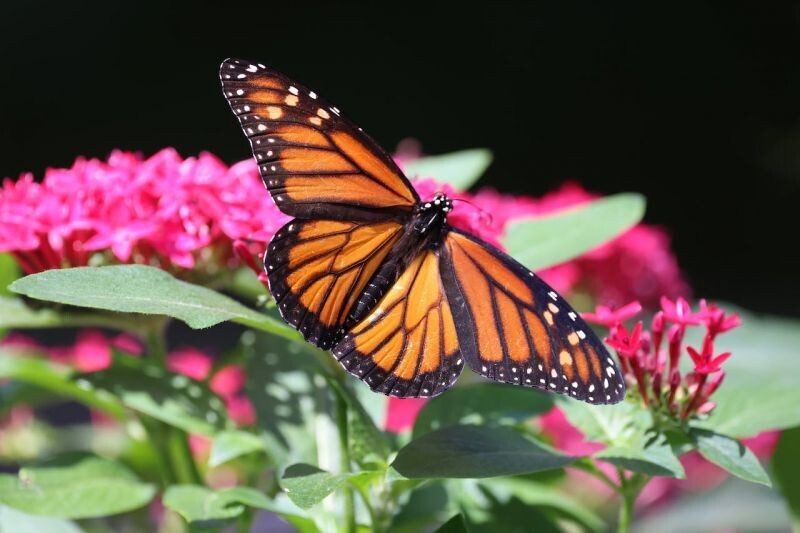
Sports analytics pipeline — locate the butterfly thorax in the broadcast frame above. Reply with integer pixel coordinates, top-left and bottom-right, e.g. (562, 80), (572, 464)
(412, 193), (453, 236)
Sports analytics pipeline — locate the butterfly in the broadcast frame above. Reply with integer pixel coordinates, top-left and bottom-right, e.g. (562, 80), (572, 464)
(220, 58), (626, 404)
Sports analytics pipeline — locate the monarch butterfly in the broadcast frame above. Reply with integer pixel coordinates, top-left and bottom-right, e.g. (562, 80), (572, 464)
(220, 58), (625, 404)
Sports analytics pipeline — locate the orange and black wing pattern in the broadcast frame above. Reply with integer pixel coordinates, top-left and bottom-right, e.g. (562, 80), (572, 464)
(439, 229), (625, 404)
(332, 249), (464, 398)
(267, 218), (405, 349)
(220, 58), (418, 221)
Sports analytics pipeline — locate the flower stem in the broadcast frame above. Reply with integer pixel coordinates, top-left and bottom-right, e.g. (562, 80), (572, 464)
(166, 427), (203, 485)
(616, 469), (648, 533)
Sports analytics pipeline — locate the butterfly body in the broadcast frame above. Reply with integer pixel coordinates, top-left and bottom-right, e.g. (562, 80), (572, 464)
(220, 58), (626, 404)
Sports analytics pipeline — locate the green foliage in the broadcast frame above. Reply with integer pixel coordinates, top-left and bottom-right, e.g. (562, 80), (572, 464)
(0, 296), (63, 329)
(557, 398), (685, 478)
(0, 505), (83, 533)
(0, 254), (20, 297)
(403, 148), (492, 191)
(281, 463), (378, 509)
(413, 383), (553, 438)
(697, 312), (800, 437)
(9, 265), (270, 330)
(0, 453), (155, 518)
(392, 425), (574, 479)
(78, 363), (230, 436)
(162, 485), (272, 525)
(208, 430), (267, 468)
(503, 193), (646, 271)
(690, 429), (770, 486)
(772, 427), (800, 528)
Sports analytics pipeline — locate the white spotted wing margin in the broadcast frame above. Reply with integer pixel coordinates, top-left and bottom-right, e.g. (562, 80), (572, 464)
(438, 227), (626, 405)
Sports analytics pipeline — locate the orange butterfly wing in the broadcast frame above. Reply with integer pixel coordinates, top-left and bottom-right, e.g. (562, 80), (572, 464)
(332, 249), (464, 398)
(439, 229), (626, 404)
(220, 59), (418, 221)
(267, 218), (406, 349)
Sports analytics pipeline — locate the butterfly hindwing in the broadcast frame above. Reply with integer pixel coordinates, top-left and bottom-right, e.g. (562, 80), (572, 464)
(332, 249), (464, 398)
(439, 229), (626, 404)
(266, 218), (406, 349)
(220, 58), (418, 221)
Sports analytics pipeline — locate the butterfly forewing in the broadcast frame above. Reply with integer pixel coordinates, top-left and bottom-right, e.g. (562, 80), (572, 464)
(220, 58), (418, 221)
(439, 229), (626, 404)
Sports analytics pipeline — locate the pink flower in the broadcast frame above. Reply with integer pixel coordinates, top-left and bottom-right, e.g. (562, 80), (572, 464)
(72, 330), (112, 372)
(582, 301), (642, 327)
(606, 321), (644, 358)
(660, 296), (703, 327)
(167, 347), (213, 381)
(225, 395), (256, 426)
(210, 365), (247, 397)
(687, 346), (731, 375)
(699, 300), (742, 336)
(1, 149), (289, 274)
(384, 397), (427, 433)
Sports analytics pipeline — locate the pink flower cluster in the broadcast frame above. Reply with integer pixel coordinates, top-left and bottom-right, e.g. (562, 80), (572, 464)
(0, 149), (287, 273)
(584, 297), (741, 419)
(413, 179), (689, 308)
(1, 332), (255, 426)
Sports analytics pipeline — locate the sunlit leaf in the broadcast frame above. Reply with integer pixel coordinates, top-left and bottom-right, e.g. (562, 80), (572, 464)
(691, 429), (771, 486)
(0, 453), (155, 518)
(163, 485), (271, 525)
(404, 149), (492, 191)
(0, 504), (83, 533)
(208, 430), (267, 468)
(281, 463), (379, 510)
(503, 193), (646, 271)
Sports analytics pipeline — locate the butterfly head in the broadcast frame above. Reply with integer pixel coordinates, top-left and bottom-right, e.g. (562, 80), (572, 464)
(420, 193), (453, 214)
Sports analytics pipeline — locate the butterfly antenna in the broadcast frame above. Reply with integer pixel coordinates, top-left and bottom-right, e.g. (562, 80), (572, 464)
(452, 197), (494, 226)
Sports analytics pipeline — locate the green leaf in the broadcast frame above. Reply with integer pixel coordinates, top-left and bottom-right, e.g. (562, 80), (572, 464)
(696, 311), (800, 437)
(0, 453), (155, 518)
(772, 427), (800, 528)
(280, 463), (376, 510)
(0, 353), (125, 420)
(413, 383), (553, 438)
(0, 297), (63, 329)
(163, 485), (271, 525)
(557, 398), (685, 478)
(691, 429), (771, 486)
(9, 265), (269, 330)
(503, 193), (646, 271)
(403, 148), (492, 191)
(479, 477), (605, 532)
(436, 513), (471, 532)
(0, 504), (83, 533)
(208, 430), (266, 468)
(325, 376), (391, 465)
(392, 425), (574, 479)
(78, 363), (230, 436)
(0, 254), (21, 297)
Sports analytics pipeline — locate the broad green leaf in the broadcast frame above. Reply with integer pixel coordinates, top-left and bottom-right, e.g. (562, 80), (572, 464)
(0, 352), (125, 419)
(0, 297), (63, 328)
(436, 513), (471, 532)
(280, 463), (379, 509)
(0, 504), (83, 533)
(696, 311), (800, 437)
(479, 477), (604, 532)
(404, 149), (492, 191)
(392, 425), (574, 479)
(0, 254), (21, 297)
(413, 383), (553, 438)
(691, 429), (771, 486)
(503, 193), (646, 271)
(557, 398), (684, 478)
(208, 430), (267, 468)
(9, 265), (270, 330)
(78, 364), (230, 436)
(163, 485), (271, 525)
(772, 427), (800, 528)
(0, 453), (155, 518)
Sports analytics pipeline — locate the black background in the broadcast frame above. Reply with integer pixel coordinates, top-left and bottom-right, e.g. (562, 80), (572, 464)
(2, 2), (799, 316)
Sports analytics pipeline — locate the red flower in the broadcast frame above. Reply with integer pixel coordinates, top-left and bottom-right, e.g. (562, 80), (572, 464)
(606, 321), (644, 357)
(660, 296), (703, 327)
(687, 346), (731, 375)
(384, 397), (427, 433)
(167, 347), (213, 380)
(582, 301), (642, 327)
(699, 300), (742, 336)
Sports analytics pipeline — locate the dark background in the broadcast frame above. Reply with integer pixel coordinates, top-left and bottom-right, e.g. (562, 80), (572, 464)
(2, 2), (799, 316)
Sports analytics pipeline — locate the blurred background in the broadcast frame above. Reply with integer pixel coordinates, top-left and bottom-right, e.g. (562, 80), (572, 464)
(2, 1), (798, 317)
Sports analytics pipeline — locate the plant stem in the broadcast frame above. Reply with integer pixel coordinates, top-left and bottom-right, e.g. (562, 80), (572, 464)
(616, 469), (649, 533)
(145, 318), (168, 368)
(572, 458), (620, 492)
(335, 390), (356, 533)
(352, 482), (379, 531)
(167, 427), (203, 485)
